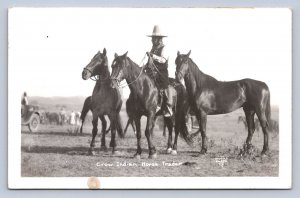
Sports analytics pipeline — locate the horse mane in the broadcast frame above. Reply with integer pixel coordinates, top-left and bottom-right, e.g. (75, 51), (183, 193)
(125, 56), (156, 87)
(188, 58), (219, 87)
(126, 57), (140, 70)
(95, 56), (110, 80)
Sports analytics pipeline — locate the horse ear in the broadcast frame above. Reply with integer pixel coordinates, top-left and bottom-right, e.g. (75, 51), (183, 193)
(177, 51), (180, 56)
(124, 51), (128, 58)
(114, 53), (118, 59)
(187, 50), (191, 57)
(103, 48), (107, 56)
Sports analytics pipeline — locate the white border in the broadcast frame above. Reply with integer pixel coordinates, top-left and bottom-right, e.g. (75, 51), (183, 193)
(8, 7), (292, 189)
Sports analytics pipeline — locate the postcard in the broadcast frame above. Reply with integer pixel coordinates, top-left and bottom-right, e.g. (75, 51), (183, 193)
(8, 8), (292, 189)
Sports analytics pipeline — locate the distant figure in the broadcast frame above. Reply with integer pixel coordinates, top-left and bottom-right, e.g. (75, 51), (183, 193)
(21, 92), (29, 106)
(68, 111), (76, 133)
(21, 92), (29, 116)
(59, 108), (67, 125)
(68, 111), (81, 133)
(75, 112), (81, 126)
(70, 111), (76, 125)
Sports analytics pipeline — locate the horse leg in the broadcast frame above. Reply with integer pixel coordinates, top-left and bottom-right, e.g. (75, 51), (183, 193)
(133, 116), (142, 159)
(79, 114), (86, 134)
(197, 111), (208, 154)
(108, 114), (119, 154)
(124, 118), (131, 136)
(163, 119), (167, 137)
(164, 117), (173, 154)
(99, 115), (108, 152)
(131, 119), (136, 136)
(146, 112), (157, 159)
(116, 113), (124, 138)
(172, 117), (180, 155)
(256, 108), (269, 155)
(243, 105), (256, 154)
(89, 114), (99, 155)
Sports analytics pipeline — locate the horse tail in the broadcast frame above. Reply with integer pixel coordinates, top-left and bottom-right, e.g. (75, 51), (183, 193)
(175, 109), (193, 145)
(174, 84), (193, 145)
(116, 113), (125, 139)
(265, 90), (271, 128)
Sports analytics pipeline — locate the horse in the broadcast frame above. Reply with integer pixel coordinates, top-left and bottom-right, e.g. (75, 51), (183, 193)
(45, 112), (61, 125)
(79, 95), (136, 136)
(175, 51), (271, 155)
(110, 52), (191, 158)
(82, 48), (124, 155)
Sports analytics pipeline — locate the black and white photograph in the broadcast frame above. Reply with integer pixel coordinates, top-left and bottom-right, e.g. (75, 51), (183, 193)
(8, 8), (291, 189)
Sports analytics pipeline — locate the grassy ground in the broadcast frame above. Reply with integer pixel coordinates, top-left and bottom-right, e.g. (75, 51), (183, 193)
(21, 108), (279, 177)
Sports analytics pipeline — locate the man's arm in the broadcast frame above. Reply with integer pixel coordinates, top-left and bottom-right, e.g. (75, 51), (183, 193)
(152, 47), (168, 64)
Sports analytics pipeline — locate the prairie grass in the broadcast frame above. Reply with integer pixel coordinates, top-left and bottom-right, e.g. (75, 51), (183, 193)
(21, 107), (279, 177)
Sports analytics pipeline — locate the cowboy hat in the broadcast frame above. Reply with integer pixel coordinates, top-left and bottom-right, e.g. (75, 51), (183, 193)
(147, 25), (167, 37)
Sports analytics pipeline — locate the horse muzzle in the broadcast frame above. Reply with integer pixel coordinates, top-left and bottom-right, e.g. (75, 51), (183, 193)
(175, 71), (185, 86)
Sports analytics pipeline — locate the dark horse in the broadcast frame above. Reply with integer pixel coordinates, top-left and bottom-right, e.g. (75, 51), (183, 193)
(111, 52), (191, 158)
(79, 95), (136, 135)
(175, 51), (271, 155)
(82, 48), (124, 155)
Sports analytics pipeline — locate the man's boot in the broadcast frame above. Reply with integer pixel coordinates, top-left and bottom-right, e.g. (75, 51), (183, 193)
(156, 89), (164, 113)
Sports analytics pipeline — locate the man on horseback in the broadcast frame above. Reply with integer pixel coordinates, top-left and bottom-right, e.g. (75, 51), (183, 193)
(146, 25), (173, 117)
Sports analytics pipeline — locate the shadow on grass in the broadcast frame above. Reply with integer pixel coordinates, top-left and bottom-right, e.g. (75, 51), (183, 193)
(22, 145), (90, 155)
(21, 145), (149, 157)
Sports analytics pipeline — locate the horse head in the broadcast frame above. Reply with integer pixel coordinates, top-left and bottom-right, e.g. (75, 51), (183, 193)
(82, 48), (108, 80)
(175, 50), (191, 85)
(110, 51), (128, 88)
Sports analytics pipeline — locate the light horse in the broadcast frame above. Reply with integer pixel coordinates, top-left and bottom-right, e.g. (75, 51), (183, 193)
(110, 52), (191, 159)
(82, 48), (124, 155)
(175, 51), (271, 155)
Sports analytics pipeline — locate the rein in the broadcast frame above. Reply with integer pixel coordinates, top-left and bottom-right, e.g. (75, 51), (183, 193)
(90, 72), (110, 82)
(113, 53), (148, 88)
(176, 58), (191, 80)
(84, 64), (110, 82)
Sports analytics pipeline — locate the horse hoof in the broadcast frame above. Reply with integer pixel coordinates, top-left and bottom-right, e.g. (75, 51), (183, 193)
(133, 154), (141, 160)
(88, 150), (96, 156)
(171, 150), (177, 155)
(149, 153), (157, 159)
(166, 148), (172, 154)
(261, 150), (269, 157)
(199, 149), (207, 155)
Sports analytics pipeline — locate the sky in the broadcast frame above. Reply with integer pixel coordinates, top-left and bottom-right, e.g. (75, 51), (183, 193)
(9, 8), (291, 105)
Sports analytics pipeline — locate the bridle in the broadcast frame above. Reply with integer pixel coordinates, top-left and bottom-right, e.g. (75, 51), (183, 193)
(175, 56), (190, 80)
(84, 57), (110, 82)
(111, 53), (147, 88)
